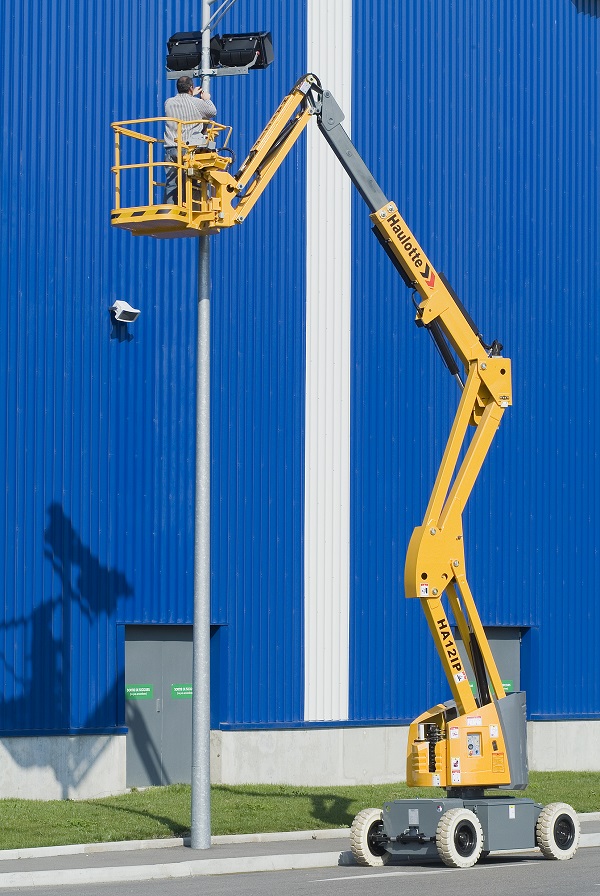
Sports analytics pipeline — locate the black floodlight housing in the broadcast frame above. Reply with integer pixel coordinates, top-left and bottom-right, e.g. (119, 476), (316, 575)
(166, 32), (222, 72)
(216, 32), (274, 69)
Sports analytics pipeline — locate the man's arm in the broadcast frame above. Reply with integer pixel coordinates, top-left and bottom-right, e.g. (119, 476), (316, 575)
(192, 89), (217, 119)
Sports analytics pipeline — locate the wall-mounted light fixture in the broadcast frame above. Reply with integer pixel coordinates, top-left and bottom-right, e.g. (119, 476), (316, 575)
(110, 300), (140, 323)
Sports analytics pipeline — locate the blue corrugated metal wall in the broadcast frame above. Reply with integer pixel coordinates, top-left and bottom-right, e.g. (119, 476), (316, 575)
(0, 0), (599, 739)
(0, 0), (306, 733)
(350, 0), (600, 721)
(210, 3), (307, 725)
(0, 0), (201, 733)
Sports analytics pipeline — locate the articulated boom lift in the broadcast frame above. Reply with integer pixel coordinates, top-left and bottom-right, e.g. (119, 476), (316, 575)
(111, 74), (579, 867)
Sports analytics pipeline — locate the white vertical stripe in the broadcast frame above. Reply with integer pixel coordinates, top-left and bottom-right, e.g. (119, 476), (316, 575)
(304, 0), (352, 721)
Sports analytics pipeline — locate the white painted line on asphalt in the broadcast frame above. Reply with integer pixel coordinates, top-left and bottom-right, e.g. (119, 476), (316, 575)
(315, 862), (537, 882)
(316, 869), (454, 881)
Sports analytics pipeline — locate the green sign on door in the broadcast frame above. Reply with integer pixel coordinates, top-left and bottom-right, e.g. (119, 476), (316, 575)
(126, 684), (154, 700)
(171, 684), (193, 699)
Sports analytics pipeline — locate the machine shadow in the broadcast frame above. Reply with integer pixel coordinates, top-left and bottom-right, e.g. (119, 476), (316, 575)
(0, 502), (134, 798)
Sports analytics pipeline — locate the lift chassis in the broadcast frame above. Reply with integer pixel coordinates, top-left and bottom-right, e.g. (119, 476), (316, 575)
(111, 74), (580, 867)
(352, 797), (579, 868)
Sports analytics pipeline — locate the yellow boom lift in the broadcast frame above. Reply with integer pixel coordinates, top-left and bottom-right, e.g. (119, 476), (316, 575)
(111, 74), (580, 867)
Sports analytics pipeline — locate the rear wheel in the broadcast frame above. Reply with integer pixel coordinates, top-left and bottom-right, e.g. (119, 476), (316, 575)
(350, 808), (390, 867)
(536, 802), (579, 860)
(436, 807), (484, 868)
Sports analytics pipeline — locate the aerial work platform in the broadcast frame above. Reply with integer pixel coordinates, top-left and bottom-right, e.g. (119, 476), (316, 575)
(111, 76), (316, 238)
(110, 73), (581, 868)
(110, 116), (235, 238)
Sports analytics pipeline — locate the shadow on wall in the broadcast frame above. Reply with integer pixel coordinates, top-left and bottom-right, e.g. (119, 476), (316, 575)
(125, 700), (167, 787)
(0, 502), (134, 798)
(572, 0), (600, 15)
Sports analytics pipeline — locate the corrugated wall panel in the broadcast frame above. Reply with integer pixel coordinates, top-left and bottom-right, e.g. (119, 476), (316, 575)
(210, 1), (307, 725)
(350, 0), (600, 721)
(0, 0), (245, 733)
(0, 0), (310, 735)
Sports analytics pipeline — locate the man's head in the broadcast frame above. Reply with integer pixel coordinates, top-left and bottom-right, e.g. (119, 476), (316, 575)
(176, 76), (194, 94)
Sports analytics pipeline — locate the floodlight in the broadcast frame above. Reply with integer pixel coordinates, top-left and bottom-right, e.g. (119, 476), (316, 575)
(166, 31), (273, 74)
(166, 33), (223, 72)
(217, 32), (274, 69)
(110, 300), (140, 323)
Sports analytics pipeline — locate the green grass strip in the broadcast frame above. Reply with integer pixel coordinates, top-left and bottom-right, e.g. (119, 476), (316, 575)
(0, 772), (597, 851)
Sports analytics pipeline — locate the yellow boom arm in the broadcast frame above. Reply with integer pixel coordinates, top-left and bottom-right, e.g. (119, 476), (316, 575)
(370, 203), (521, 792)
(373, 202), (512, 717)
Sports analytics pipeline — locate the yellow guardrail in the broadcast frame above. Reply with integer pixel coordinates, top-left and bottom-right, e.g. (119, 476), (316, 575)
(111, 117), (233, 211)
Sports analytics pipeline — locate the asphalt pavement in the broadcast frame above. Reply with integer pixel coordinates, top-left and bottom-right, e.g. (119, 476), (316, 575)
(0, 814), (598, 889)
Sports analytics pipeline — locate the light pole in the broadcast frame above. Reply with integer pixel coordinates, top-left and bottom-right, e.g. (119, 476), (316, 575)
(190, 0), (213, 852)
(165, 4), (273, 851)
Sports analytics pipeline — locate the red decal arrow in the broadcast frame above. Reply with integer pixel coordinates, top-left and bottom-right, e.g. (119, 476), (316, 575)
(421, 263), (435, 289)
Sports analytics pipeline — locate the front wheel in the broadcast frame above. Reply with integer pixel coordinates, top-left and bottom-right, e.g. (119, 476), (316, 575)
(536, 802), (580, 860)
(350, 808), (390, 867)
(436, 807), (484, 868)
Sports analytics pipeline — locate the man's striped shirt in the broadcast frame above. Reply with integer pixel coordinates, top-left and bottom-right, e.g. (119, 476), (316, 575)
(164, 92), (217, 147)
